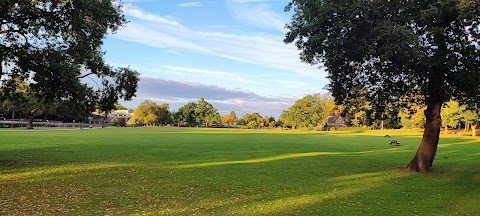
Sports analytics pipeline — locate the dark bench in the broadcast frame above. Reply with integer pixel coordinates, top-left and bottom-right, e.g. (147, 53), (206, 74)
(389, 140), (400, 145)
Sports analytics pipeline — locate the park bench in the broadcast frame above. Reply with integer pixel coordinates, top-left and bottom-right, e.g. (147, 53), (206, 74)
(389, 140), (400, 145)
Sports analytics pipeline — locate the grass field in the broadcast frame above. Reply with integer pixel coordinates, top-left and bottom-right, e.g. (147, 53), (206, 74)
(1, 127), (479, 215)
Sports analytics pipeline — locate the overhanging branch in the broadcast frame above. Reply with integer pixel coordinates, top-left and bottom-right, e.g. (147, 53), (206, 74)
(77, 72), (95, 79)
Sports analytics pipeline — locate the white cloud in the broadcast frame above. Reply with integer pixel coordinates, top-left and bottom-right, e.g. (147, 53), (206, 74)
(122, 4), (184, 28)
(207, 25), (250, 28)
(233, 0), (286, 2)
(230, 2), (287, 32)
(163, 66), (256, 84)
(121, 0), (157, 2)
(116, 4), (326, 81)
(177, 2), (204, 7)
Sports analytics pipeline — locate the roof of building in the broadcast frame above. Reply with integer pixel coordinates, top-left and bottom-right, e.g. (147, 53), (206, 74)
(327, 116), (342, 123)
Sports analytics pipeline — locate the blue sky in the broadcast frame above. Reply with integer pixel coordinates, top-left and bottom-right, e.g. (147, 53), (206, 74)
(102, 0), (329, 118)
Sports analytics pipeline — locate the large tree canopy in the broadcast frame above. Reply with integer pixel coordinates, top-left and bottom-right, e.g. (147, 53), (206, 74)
(285, 0), (479, 172)
(0, 0), (139, 126)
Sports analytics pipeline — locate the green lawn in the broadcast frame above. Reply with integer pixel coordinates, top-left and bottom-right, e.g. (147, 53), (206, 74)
(1, 127), (479, 215)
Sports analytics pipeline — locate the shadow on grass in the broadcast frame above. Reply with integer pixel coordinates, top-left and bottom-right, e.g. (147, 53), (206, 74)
(133, 169), (411, 215)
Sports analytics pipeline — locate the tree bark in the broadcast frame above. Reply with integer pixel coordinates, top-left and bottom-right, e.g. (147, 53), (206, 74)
(407, 96), (442, 173)
(27, 115), (34, 129)
(473, 125), (477, 137)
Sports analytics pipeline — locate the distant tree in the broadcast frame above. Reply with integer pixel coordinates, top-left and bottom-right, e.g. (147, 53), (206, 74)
(281, 94), (328, 129)
(130, 100), (171, 126)
(242, 113), (252, 125)
(268, 121), (277, 128)
(441, 100), (466, 131)
(127, 116), (138, 127)
(285, 0), (480, 172)
(2, 78), (58, 128)
(157, 103), (172, 125)
(1, 100), (14, 119)
(237, 118), (246, 126)
(264, 116), (271, 126)
(251, 113), (263, 129)
(325, 98), (345, 117)
(279, 110), (292, 128)
(268, 116), (275, 123)
(221, 114), (230, 126)
(399, 106), (426, 129)
(222, 111), (238, 126)
(195, 98), (220, 127)
(174, 102), (197, 127)
(246, 121), (258, 129)
(462, 110), (478, 135)
(239, 112), (265, 129)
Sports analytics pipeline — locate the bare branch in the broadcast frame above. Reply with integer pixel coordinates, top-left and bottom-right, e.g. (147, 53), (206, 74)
(77, 72), (95, 79)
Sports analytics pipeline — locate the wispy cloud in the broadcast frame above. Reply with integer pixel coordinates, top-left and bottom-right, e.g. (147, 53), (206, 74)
(163, 66), (255, 84)
(164, 50), (182, 56)
(122, 4), (184, 28)
(230, 2), (287, 32)
(177, 2), (204, 7)
(207, 25), (251, 28)
(116, 5), (325, 80)
(121, 0), (157, 2)
(233, 0), (286, 2)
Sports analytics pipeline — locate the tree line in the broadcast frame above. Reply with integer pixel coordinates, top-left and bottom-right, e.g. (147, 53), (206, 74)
(123, 94), (480, 134)
(125, 98), (275, 128)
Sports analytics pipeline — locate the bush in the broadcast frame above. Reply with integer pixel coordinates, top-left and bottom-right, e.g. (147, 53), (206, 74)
(110, 118), (126, 127)
(110, 118), (119, 126)
(118, 118), (126, 127)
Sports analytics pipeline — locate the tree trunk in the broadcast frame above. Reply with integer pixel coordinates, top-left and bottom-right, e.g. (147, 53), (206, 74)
(381, 120), (384, 130)
(473, 125), (477, 137)
(11, 111), (15, 120)
(27, 115), (34, 129)
(445, 126), (447, 133)
(407, 96), (442, 173)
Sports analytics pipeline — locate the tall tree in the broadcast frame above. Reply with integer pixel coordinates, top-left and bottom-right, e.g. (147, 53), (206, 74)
(399, 106), (427, 129)
(174, 102), (197, 127)
(195, 98), (219, 127)
(130, 100), (171, 126)
(1, 0), (139, 123)
(285, 0), (480, 172)
(51, 83), (98, 122)
(441, 100), (466, 131)
(281, 94), (329, 129)
(1, 78), (59, 128)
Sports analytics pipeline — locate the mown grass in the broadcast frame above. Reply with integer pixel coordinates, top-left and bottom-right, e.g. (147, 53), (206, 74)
(0, 127), (479, 215)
